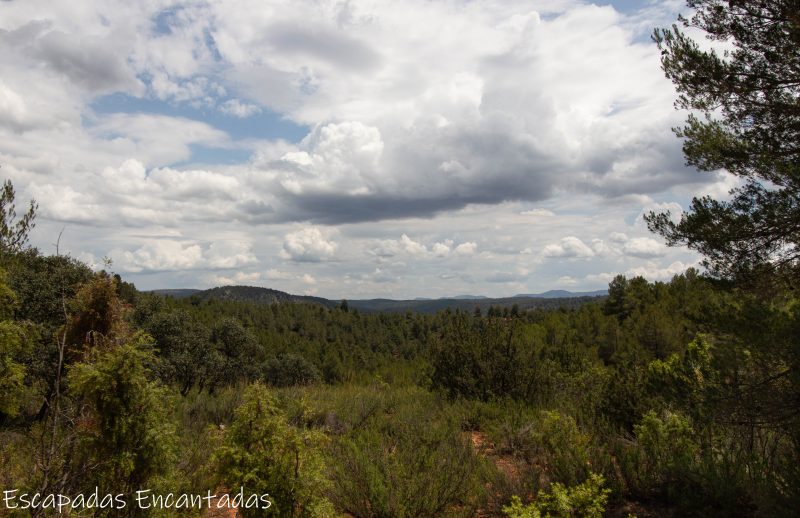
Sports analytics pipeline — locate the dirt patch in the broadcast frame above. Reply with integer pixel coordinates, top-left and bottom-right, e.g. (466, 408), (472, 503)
(203, 491), (238, 518)
(467, 431), (523, 483)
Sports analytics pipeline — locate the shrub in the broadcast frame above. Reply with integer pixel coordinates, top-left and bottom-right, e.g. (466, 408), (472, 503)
(214, 383), (332, 517)
(0, 267), (35, 418)
(68, 332), (176, 494)
(264, 353), (321, 387)
(493, 410), (593, 487)
(621, 409), (699, 502)
(328, 388), (484, 517)
(503, 472), (611, 518)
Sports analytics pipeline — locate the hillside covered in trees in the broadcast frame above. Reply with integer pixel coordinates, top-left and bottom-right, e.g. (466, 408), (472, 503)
(149, 285), (605, 314)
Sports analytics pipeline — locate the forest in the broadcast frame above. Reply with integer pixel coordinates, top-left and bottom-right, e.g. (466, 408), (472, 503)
(1, 193), (798, 517)
(1, 0), (799, 516)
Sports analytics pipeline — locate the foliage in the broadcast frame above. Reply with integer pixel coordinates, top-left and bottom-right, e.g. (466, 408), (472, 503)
(265, 352), (322, 387)
(503, 473), (611, 518)
(0, 179), (37, 256)
(623, 410), (700, 501)
(493, 410), (595, 488)
(209, 317), (261, 390)
(144, 309), (214, 395)
(1, 197), (798, 517)
(327, 386), (484, 517)
(65, 272), (131, 349)
(214, 382), (333, 517)
(647, 1), (800, 284)
(67, 332), (176, 496)
(647, 335), (719, 420)
(0, 268), (34, 417)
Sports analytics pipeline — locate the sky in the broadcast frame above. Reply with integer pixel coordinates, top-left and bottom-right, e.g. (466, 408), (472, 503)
(0, 0), (736, 299)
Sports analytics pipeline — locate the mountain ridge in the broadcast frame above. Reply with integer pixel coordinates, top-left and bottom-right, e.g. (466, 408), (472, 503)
(148, 285), (607, 314)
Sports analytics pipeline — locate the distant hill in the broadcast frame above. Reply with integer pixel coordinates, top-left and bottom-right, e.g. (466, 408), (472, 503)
(194, 286), (335, 307)
(346, 295), (600, 314)
(149, 285), (606, 314)
(514, 289), (607, 298)
(148, 289), (201, 299)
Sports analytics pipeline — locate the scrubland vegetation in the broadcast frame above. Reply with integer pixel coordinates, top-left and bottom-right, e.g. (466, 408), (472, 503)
(1, 227), (798, 516)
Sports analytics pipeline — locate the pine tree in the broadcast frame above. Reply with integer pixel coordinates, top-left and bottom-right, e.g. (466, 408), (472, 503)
(647, 0), (800, 286)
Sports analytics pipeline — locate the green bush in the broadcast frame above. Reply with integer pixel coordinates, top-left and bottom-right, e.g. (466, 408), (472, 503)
(264, 352), (322, 387)
(622, 409), (766, 514)
(503, 472), (611, 518)
(493, 410), (594, 487)
(0, 267), (35, 418)
(622, 410), (699, 501)
(327, 388), (484, 517)
(180, 385), (244, 428)
(214, 383), (333, 517)
(68, 332), (177, 495)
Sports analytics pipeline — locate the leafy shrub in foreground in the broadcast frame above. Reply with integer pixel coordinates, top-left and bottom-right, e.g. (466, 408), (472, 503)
(328, 389), (484, 517)
(68, 332), (176, 496)
(214, 383), (333, 517)
(494, 410), (594, 488)
(503, 472), (611, 518)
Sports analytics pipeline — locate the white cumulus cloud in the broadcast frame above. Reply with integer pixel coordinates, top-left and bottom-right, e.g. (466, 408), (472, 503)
(543, 236), (595, 258)
(219, 98), (262, 118)
(623, 237), (665, 258)
(281, 227), (338, 262)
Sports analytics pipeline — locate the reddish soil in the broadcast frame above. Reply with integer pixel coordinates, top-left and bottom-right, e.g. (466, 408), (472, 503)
(203, 491), (239, 518)
(468, 430), (523, 483)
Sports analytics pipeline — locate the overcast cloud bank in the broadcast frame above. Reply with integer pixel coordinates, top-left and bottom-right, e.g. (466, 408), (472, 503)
(1, 0), (722, 297)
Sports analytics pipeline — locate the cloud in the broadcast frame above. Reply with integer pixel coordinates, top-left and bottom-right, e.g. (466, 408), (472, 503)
(432, 240), (452, 257)
(557, 275), (578, 286)
(27, 182), (105, 224)
(274, 121), (384, 198)
(1, 18), (140, 96)
(31, 159), (251, 228)
(0, 0), (707, 298)
(370, 235), (475, 260)
(543, 236), (595, 258)
(202, 0), (699, 224)
(89, 114), (231, 165)
(486, 267), (530, 283)
(454, 242), (478, 256)
(609, 232), (629, 243)
(219, 98), (262, 118)
(265, 268), (293, 280)
(281, 227), (337, 262)
(0, 81), (35, 132)
(33, 29), (138, 93)
(626, 260), (694, 281)
(209, 270), (261, 285)
(111, 238), (257, 273)
(113, 240), (204, 273)
(635, 201), (683, 228)
(585, 271), (617, 285)
(1, 0), (707, 229)
(623, 237), (665, 258)
(367, 267), (395, 283)
(99, 160), (240, 202)
(205, 241), (258, 269)
(398, 234), (427, 256)
(371, 234), (427, 258)
(521, 208), (555, 217)
(590, 239), (615, 256)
